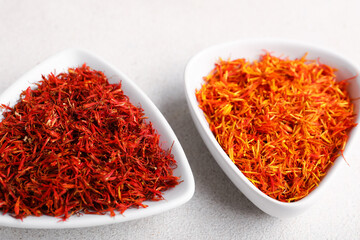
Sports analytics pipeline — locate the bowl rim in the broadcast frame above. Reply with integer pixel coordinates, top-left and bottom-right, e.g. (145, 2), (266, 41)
(184, 38), (360, 209)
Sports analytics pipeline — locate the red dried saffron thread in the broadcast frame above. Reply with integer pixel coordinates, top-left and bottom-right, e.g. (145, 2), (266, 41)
(196, 53), (357, 202)
(0, 64), (180, 220)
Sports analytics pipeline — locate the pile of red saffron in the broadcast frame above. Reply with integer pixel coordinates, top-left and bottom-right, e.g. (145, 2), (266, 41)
(0, 64), (180, 220)
(196, 53), (357, 202)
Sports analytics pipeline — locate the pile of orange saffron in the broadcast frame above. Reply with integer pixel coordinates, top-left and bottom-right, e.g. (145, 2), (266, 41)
(196, 53), (357, 202)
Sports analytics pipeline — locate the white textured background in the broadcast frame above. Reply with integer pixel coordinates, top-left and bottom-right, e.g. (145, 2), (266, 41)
(0, 0), (360, 239)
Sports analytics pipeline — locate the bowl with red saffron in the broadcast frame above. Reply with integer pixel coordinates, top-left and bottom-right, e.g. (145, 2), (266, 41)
(185, 39), (360, 218)
(0, 49), (195, 228)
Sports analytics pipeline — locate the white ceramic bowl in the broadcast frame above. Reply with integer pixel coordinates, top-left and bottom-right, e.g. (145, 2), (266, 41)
(0, 49), (195, 228)
(184, 39), (360, 218)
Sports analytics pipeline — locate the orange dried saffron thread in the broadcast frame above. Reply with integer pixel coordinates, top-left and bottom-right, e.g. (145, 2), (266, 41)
(196, 53), (357, 202)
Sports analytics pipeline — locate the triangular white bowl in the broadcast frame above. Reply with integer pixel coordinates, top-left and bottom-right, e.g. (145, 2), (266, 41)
(184, 39), (360, 218)
(0, 49), (195, 228)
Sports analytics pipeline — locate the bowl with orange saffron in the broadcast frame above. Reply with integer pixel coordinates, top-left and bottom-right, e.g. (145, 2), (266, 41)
(185, 39), (360, 218)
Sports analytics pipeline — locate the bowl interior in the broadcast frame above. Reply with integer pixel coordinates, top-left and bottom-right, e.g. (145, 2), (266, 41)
(185, 39), (360, 216)
(0, 49), (195, 228)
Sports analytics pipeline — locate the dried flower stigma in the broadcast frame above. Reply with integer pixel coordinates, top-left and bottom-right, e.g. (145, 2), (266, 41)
(0, 64), (180, 220)
(196, 53), (357, 202)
